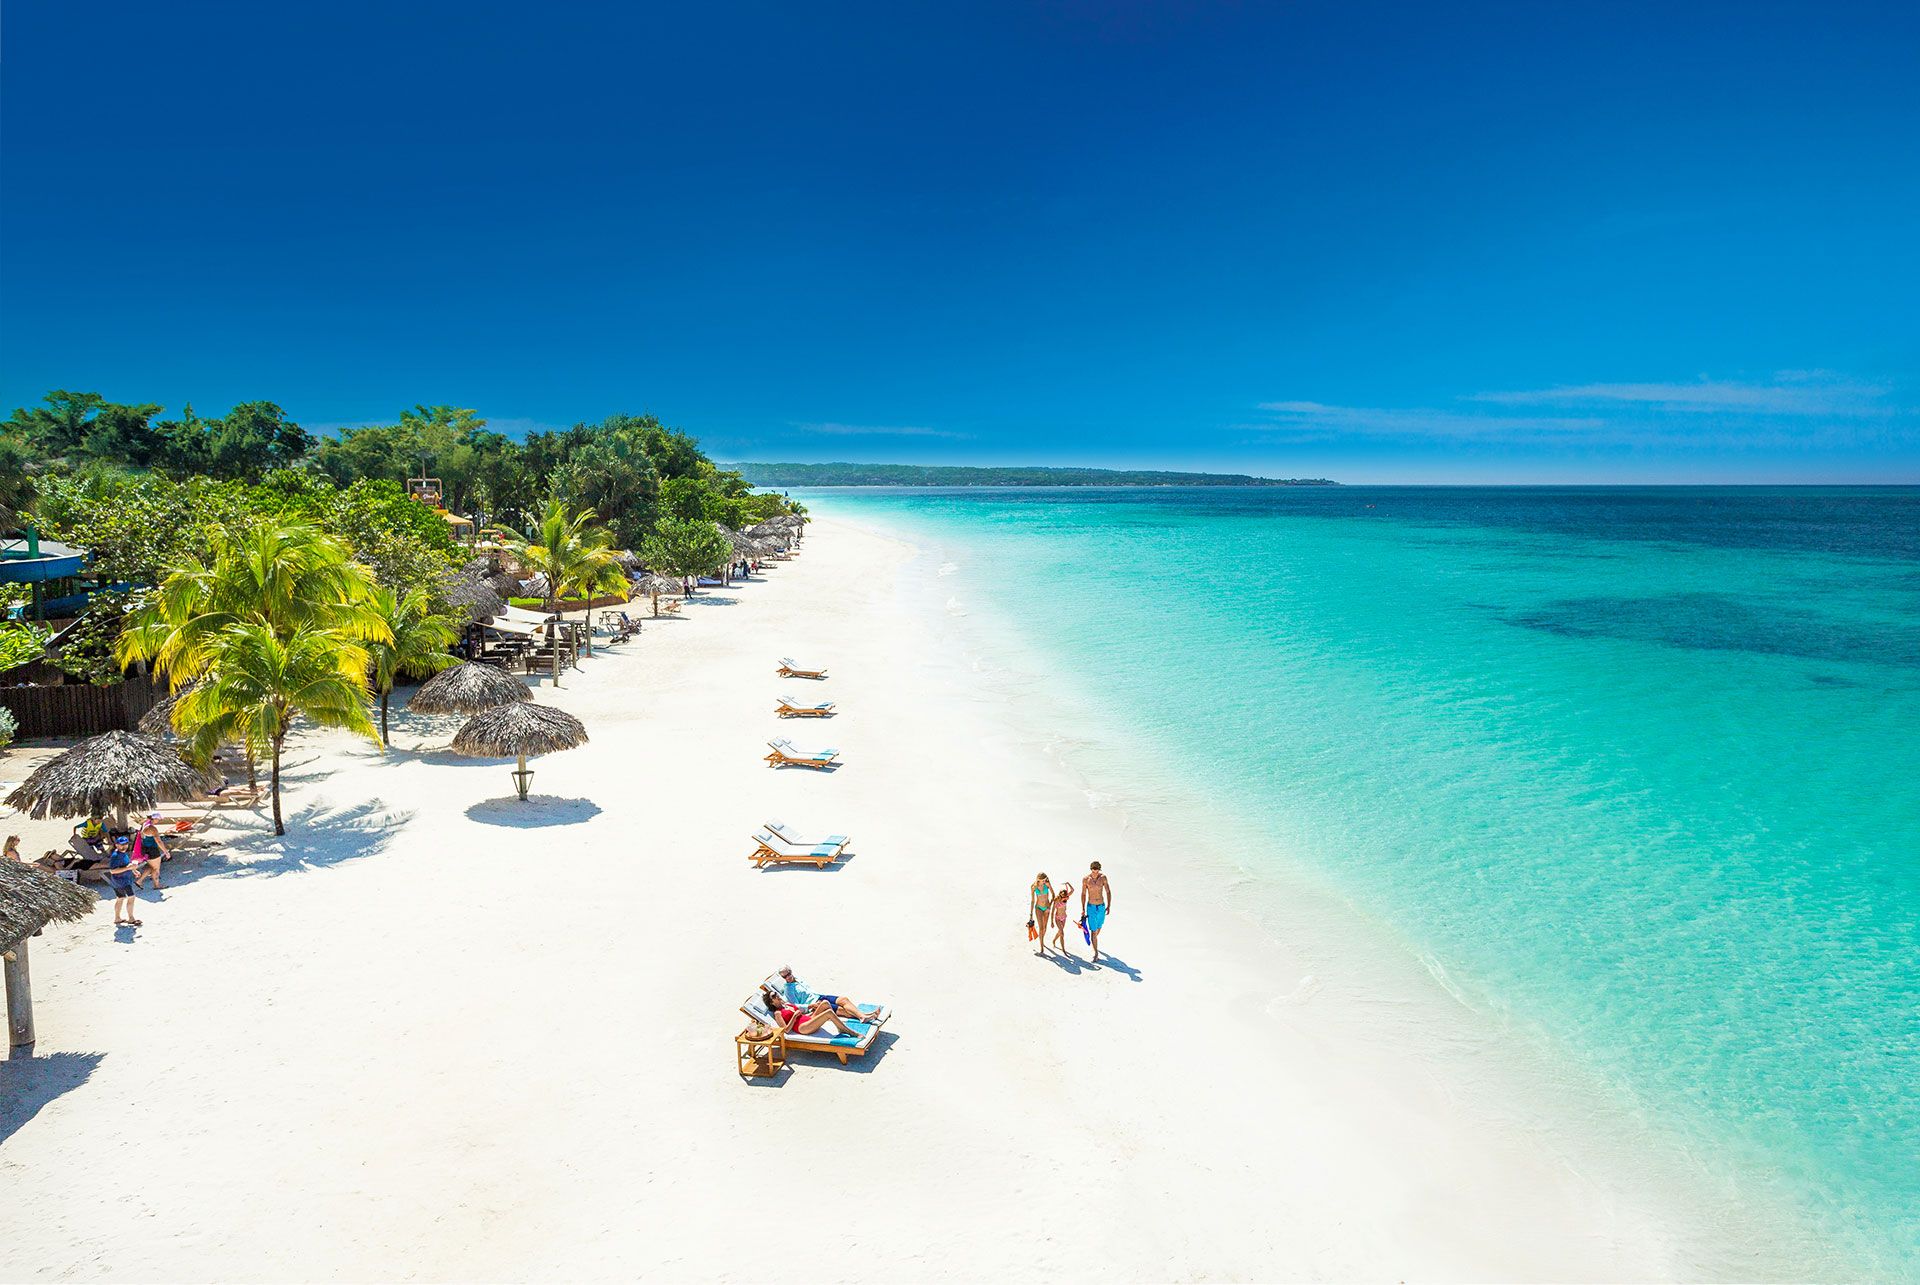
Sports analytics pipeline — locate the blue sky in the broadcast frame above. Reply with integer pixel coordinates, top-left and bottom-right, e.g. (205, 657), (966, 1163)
(3, 1), (1916, 482)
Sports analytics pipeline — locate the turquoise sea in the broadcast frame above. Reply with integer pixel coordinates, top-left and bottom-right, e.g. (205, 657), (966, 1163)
(807, 486), (1920, 1277)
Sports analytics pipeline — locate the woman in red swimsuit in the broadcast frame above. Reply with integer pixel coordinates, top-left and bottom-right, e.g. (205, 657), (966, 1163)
(759, 985), (859, 1037)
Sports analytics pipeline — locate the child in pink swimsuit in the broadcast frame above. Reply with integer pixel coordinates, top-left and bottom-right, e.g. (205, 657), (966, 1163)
(1049, 882), (1076, 953)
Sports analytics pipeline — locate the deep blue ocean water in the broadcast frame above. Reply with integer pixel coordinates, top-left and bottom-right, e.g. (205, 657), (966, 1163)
(806, 486), (1920, 1275)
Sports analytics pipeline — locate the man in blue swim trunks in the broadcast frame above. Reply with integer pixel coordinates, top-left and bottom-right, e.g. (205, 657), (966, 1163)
(105, 832), (143, 929)
(777, 966), (866, 1022)
(1080, 861), (1113, 961)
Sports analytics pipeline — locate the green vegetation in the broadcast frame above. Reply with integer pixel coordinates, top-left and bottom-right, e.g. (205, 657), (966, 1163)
(639, 518), (733, 594)
(118, 523), (395, 834)
(5, 390), (800, 570)
(505, 502), (628, 670)
(0, 623), (45, 674)
(729, 462), (1338, 487)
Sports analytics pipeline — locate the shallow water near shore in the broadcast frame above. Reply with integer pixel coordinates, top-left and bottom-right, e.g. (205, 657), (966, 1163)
(803, 485), (1920, 1278)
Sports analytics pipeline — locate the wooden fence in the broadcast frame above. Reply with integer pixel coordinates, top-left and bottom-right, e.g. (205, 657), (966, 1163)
(0, 675), (163, 741)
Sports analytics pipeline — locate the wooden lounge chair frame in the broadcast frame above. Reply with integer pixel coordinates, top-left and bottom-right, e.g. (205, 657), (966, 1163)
(748, 831), (846, 868)
(776, 658), (828, 679)
(764, 739), (839, 770)
(774, 696), (836, 718)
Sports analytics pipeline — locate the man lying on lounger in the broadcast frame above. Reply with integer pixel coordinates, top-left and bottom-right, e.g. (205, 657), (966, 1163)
(776, 966), (869, 1022)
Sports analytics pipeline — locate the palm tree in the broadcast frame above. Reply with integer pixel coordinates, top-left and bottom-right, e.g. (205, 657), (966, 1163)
(116, 522), (392, 829)
(507, 502), (621, 680)
(570, 556), (629, 658)
(118, 522), (388, 684)
(175, 623), (381, 835)
(367, 585), (459, 744)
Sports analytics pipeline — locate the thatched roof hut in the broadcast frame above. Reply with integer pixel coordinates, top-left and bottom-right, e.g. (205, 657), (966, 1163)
(409, 661), (533, 715)
(451, 702), (590, 801)
(720, 527), (758, 556)
(137, 682), (197, 737)
(3, 730), (218, 824)
(1, 860), (93, 956)
(633, 573), (683, 597)
(2, 858), (96, 1055)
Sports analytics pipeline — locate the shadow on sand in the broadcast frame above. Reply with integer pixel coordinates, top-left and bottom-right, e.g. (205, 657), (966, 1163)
(0, 1051), (105, 1146)
(1036, 947), (1143, 981)
(744, 1030), (898, 1088)
(465, 796), (604, 827)
(155, 797), (413, 888)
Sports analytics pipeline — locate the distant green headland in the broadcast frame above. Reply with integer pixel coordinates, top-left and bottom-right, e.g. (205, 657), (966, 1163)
(729, 462), (1337, 488)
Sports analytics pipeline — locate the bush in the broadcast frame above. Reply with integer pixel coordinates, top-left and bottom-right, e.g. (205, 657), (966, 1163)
(0, 707), (16, 750)
(0, 622), (45, 675)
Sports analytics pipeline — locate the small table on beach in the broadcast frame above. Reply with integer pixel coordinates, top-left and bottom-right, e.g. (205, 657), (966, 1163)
(736, 1026), (786, 1078)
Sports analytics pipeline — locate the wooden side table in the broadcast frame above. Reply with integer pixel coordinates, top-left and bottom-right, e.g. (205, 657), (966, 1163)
(737, 1025), (786, 1078)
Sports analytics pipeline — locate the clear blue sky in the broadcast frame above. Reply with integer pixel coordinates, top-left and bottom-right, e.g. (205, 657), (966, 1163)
(4, 2), (1916, 482)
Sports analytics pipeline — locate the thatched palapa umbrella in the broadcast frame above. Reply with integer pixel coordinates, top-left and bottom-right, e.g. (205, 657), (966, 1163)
(4, 730), (219, 829)
(441, 572), (507, 624)
(1, 860), (95, 1056)
(409, 661), (534, 715)
(632, 572), (683, 617)
(451, 702), (589, 801)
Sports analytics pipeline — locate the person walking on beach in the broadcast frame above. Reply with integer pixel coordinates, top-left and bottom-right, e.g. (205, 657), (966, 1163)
(1049, 880), (1077, 955)
(133, 816), (171, 891)
(1080, 861), (1112, 961)
(106, 832), (143, 928)
(1029, 873), (1055, 956)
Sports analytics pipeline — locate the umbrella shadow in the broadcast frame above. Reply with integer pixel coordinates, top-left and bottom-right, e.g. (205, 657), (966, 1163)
(684, 594), (740, 607)
(0, 1051), (104, 1146)
(156, 797), (412, 885)
(465, 796), (604, 827)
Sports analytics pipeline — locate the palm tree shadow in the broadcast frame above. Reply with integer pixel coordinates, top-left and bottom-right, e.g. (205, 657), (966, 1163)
(158, 797), (413, 885)
(465, 796), (603, 827)
(0, 1051), (104, 1146)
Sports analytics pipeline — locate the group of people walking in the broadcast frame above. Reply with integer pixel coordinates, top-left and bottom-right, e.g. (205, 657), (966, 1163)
(1028, 860), (1113, 961)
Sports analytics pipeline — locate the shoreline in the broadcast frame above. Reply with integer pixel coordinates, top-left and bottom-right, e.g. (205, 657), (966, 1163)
(0, 513), (1828, 1280)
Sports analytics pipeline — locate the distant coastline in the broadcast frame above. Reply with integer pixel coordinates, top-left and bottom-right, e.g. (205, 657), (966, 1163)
(729, 462), (1337, 488)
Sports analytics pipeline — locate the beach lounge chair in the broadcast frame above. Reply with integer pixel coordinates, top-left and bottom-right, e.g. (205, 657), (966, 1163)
(740, 985), (890, 1066)
(657, 598), (682, 616)
(774, 695), (836, 718)
(748, 831), (846, 869)
(776, 658), (828, 679)
(762, 821), (850, 853)
(765, 739), (839, 770)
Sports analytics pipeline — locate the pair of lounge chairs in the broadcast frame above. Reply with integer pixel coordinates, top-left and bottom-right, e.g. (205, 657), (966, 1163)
(776, 658), (827, 679)
(775, 695), (834, 718)
(748, 821), (851, 868)
(765, 738), (838, 770)
(740, 974), (890, 1066)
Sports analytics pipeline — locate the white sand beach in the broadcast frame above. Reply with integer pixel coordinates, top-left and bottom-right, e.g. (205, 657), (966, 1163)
(0, 516), (1805, 1281)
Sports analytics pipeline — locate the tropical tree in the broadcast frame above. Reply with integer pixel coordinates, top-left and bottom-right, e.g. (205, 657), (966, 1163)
(506, 502), (623, 684)
(367, 585), (459, 743)
(639, 518), (732, 595)
(175, 623), (381, 834)
(116, 522), (388, 685)
(116, 522), (391, 829)
(571, 558), (631, 658)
